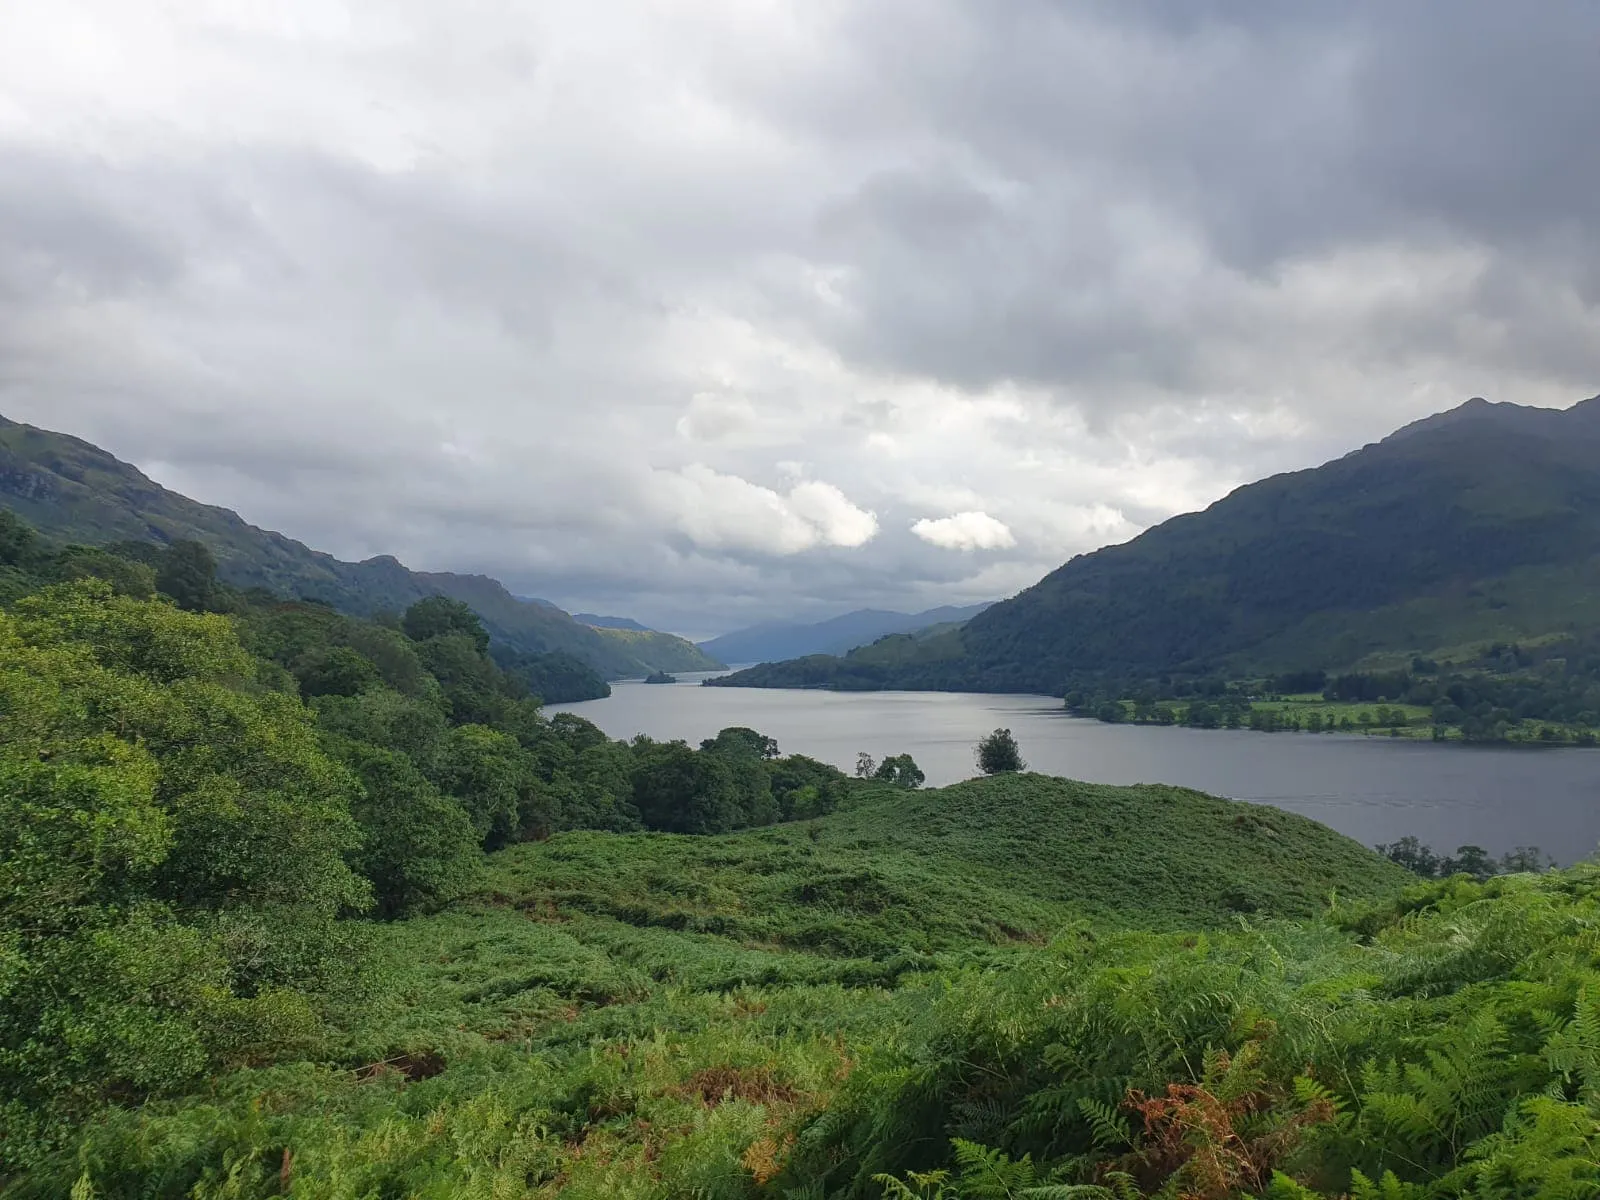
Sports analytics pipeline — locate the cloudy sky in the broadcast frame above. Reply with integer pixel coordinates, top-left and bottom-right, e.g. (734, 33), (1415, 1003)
(4, 2), (1599, 636)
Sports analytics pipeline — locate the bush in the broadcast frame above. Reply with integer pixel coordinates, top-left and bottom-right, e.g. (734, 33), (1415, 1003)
(975, 728), (1025, 774)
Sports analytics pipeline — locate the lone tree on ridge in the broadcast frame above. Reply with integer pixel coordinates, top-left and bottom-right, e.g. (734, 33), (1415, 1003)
(976, 728), (1025, 775)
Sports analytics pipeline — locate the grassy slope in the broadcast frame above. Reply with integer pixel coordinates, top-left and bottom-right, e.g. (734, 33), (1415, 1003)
(1246, 556), (1600, 673)
(37, 776), (1408, 1197)
(365, 774), (1407, 1050)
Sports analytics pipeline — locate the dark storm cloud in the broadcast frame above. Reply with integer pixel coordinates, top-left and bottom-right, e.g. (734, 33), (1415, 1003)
(748, 0), (1600, 403)
(3, 1), (1598, 633)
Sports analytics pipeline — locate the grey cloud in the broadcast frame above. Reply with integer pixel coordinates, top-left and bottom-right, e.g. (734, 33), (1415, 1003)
(759, 0), (1600, 400)
(3, 1), (1598, 633)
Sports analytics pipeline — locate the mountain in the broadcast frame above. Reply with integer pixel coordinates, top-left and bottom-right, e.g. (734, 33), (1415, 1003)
(700, 602), (992, 664)
(713, 395), (1600, 694)
(590, 626), (724, 673)
(574, 612), (652, 631)
(0, 414), (706, 679)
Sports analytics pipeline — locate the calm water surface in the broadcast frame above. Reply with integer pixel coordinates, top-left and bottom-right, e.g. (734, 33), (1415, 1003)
(552, 674), (1600, 862)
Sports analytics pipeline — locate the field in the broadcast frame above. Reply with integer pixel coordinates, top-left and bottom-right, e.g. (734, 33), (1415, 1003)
(1093, 693), (1600, 745)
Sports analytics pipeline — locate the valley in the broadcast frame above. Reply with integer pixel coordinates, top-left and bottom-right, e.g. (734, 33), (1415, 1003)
(8, 403), (1600, 1194)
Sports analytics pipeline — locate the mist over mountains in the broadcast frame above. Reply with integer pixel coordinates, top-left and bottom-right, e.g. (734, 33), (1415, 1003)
(699, 603), (993, 665)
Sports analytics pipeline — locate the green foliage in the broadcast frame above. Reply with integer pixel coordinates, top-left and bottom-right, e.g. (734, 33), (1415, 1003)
(494, 645), (612, 702)
(154, 539), (219, 612)
(403, 595), (491, 651)
(336, 742), (482, 917)
(0, 583), (364, 1157)
(701, 726), (781, 760)
(10, 763), (1414, 1196)
(821, 865), (1600, 1198)
(432, 723), (543, 847)
(0, 506), (40, 566)
(1376, 835), (1555, 880)
(874, 753), (926, 789)
(976, 728), (1025, 775)
(17, 518), (1600, 1195)
(630, 739), (744, 834)
(50, 545), (158, 598)
(590, 623), (725, 672)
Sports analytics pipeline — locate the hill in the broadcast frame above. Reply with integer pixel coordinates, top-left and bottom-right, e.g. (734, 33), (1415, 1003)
(14, 539), (1600, 1194)
(700, 602), (991, 664)
(486, 773), (1409, 951)
(0, 414), (705, 678)
(715, 395), (1600, 694)
(574, 612), (652, 631)
(591, 625), (725, 673)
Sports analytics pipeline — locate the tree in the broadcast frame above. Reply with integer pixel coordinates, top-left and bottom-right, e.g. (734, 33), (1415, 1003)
(630, 740), (741, 834)
(338, 742), (481, 917)
(855, 751), (877, 779)
(976, 728), (1025, 774)
(295, 645), (381, 698)
(1375, 835), (1441, 877)
(0, 583), (366, 1127)
(429, 724), (538, 847)
(874, 753), (925, 789)
(696, 727), (780, 825)
(700, 726), (780, 760)
(0, 509), (40, 566)
(770, 754), (847, 820)
(402, 596), (490, 652)
(1440, 844), (1496, 880)
(416, 633), (507, 726)
(51, 546), (156, 598)
(155, 539), (219, 612)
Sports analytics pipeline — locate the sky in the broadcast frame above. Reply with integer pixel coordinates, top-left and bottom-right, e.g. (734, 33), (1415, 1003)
(3, 2), (1599, 637)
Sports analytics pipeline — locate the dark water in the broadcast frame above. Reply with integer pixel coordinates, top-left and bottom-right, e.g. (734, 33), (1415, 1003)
(552, 674), (1600, 863)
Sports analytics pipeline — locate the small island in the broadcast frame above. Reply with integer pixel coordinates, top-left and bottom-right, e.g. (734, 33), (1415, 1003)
(643, 669), (677, 684)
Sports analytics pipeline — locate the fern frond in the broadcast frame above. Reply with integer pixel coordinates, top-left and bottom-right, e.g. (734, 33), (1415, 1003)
(1075, 1097), (1131, 1151)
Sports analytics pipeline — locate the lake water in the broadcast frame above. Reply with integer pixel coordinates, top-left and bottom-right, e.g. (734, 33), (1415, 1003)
(551, 674), (1600, 863)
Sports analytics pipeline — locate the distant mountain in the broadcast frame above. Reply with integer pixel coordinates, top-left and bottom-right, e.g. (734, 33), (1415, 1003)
(0, 414), (706, 679)
(574, 613), (652, 632)
(591, 626), (724, 674)
(700, 603), (993, 664)
(714, 396), (1600, 694)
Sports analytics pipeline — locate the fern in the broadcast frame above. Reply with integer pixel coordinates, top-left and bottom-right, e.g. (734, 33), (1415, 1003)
(1348, 1167), (1427, 1200)
(1075, 1097), (1131, 1151)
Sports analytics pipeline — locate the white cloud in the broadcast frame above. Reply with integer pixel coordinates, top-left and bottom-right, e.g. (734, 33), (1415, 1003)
(786, 479), (879, 548)
(910, 511), (1017, 552)
(655, 464), (877, 556)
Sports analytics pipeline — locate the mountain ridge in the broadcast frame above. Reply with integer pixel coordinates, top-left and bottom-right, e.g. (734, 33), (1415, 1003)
(700, 602), (992, 664)
(0, 414), (707, 679)
(713, 395), (1600, 694)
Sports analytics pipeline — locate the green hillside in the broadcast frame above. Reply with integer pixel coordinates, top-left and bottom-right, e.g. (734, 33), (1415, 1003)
(480, 774), (1408, 961)
(0, 414), (706, 679)
(591, 625), (725, 673)
(14, 549), (1600, 1195)
(716, 396), (1600, 695)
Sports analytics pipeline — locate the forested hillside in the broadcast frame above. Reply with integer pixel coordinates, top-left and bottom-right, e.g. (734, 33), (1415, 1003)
(716, 396), (1600, 696)
(592, 624), (724, 672)
(11, 515), (1600, 1194)
(0, 415), (707, 679)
